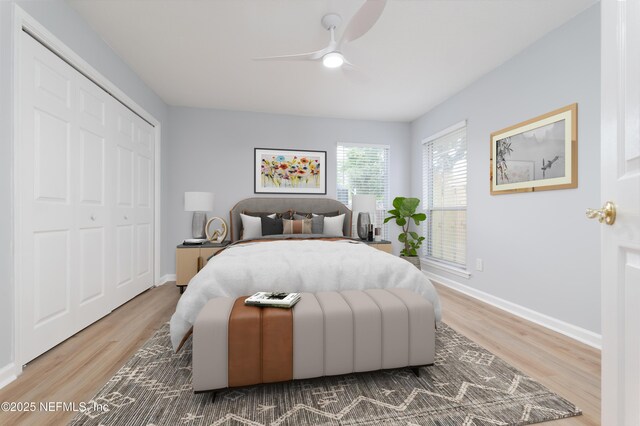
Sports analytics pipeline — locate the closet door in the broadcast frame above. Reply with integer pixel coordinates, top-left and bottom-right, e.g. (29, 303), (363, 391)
(75, 73), (113, 329)
(19, 31), (155, 363)
(112, 102), (138, 307)
(19, 33), (81, 362)
(134, 116), (155, 292)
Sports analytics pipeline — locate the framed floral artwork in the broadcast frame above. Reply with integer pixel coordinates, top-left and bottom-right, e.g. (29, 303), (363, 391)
(254, 148), (327, 194)
(490, 103), (578, 195)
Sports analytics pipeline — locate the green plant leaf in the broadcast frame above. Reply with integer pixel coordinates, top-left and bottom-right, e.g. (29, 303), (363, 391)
(383, 216), (395, 224)
(398, 233), (407, 242)
(396, 217), (406, 227)
(392, 197), (406, 210)
(402, 198), (420, 213)
(386, 209), (399, 216)
(409, 231), (419, 240)
(409, 248), (418, 256)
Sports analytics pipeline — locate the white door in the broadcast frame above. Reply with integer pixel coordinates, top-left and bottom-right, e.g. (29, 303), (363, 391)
(112, 102), (154, 307)
(112, 101), (137, 307)
(134, 116), (155, 292)
(75, 72), (113, 329)
(19, 31), (155, 363)
(19, 32), (77, 362)
(600, 0), (640, 424)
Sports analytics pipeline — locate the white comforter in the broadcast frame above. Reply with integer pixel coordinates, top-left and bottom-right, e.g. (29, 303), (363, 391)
(169, 239), (442, 350)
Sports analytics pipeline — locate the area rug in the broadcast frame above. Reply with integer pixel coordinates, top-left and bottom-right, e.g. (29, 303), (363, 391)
(68, 323), (580, 425)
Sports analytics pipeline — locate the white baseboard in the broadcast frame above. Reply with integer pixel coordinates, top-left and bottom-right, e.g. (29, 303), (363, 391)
(156, 274), (176, 286)
(0, 363), (19, 390)
(423, 269), (602, 350)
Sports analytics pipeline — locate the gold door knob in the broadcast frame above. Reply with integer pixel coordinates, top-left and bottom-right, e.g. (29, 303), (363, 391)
(585, 201), (616, 225)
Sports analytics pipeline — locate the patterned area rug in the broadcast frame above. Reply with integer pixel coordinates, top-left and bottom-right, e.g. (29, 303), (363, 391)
(68, 323), (580, 425)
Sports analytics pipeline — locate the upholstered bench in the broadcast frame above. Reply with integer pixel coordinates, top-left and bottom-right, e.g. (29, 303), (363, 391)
(192, 289), (435, 394)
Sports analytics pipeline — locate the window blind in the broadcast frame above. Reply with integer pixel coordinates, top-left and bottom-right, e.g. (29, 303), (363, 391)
(422, 124), (467, 267)
(336, 143), (390, 239)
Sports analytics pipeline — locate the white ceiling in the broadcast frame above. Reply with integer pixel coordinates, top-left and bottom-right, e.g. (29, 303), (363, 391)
(67, 0), (597, 122)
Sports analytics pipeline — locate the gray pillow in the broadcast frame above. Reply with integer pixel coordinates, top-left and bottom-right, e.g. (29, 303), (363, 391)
(294, 213), (323, 234)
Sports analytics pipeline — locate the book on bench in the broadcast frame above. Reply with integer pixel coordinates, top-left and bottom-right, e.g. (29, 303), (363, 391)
(244, 292), (301, 308)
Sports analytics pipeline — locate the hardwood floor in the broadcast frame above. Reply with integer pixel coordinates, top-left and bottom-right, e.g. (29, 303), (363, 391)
(435, 283), (601, 425)
(0, 283), (180, 426)
(0, 282), (600, 425)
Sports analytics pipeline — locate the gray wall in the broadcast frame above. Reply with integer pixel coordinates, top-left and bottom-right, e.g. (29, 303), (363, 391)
(164, 107), (411, 274)
(410, 4), (601, 333)
(0, 0), (168, 369)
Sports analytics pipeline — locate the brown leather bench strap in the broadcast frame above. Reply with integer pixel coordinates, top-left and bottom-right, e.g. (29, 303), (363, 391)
(228, 297), (293, 387)
(261, 306), (293, 383)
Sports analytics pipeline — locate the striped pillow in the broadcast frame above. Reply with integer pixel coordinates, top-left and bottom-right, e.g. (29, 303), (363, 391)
(282, 219), (312, 234)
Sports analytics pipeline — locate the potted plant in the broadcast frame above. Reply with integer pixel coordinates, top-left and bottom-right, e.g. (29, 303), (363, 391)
(384, 197), (426, 269)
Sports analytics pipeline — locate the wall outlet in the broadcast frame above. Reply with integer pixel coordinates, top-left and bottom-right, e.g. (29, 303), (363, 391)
(475, 258), (483, 271)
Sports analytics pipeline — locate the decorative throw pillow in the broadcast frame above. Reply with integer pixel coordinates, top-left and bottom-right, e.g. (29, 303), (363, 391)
(293, 213), (324, 234)
(261, 216), (283, 236)
(240, 213), (262, 239)
(322, 213), (345, 236)
(282, 219), (312, 234)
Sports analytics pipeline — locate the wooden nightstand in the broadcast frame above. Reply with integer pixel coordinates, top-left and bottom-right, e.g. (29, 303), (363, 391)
(176, 241), (230, 293)
(360, 240), (393, 254)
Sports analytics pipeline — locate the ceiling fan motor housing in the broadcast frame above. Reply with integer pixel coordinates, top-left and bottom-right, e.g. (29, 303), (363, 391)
(321, 13), (342, 30)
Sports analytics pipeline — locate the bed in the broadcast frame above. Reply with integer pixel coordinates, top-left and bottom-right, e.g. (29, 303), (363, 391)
(169, 197), (441, 350)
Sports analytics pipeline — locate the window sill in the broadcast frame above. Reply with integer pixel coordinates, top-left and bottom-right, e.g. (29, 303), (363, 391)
(420, 258), (471, 279)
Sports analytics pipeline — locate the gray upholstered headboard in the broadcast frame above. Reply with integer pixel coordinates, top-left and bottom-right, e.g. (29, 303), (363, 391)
(229, 197), (352, 242)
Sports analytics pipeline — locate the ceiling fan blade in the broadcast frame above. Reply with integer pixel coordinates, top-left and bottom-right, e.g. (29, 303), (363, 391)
(253, 46), (330, 62)
(340, 0), (387, 46)
(342, 61), (370, 84)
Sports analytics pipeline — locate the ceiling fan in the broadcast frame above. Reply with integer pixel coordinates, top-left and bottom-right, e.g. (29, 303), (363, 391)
(253, 0), (387, 69)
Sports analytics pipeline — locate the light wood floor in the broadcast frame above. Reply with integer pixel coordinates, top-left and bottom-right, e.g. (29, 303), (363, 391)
(0, 282), (600, 425)
(435, 283), (601, 425)
(0, 283), (180, 426)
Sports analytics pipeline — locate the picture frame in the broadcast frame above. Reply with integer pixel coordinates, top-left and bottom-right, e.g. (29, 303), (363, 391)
(490, 103), (577, 195)
(254, 148), (327, 194)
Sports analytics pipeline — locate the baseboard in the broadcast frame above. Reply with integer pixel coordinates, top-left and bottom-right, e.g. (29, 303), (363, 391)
(423, 270), (602, 350)
(156, 274), (176, 286)
(0, 362), (19, 390)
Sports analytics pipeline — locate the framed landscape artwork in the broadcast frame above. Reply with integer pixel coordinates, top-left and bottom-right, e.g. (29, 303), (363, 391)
(490, 103), (577, 195)
(254, 148), (327, 194)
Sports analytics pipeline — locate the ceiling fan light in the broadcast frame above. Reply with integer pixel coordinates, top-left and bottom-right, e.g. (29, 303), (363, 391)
(322, 52), (344, 68)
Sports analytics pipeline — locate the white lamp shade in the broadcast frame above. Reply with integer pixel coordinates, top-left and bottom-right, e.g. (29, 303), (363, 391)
(184, 192), (214, 212)
(351, 194), (376, 216)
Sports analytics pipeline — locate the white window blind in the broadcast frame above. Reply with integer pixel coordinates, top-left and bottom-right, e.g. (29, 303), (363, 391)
(422, 123), (467, 267)
(337, 143), (390, 238)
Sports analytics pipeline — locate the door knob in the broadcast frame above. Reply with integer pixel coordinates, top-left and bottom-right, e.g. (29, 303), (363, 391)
(90, 215), (96, 221)
(585, 201), (616, 225)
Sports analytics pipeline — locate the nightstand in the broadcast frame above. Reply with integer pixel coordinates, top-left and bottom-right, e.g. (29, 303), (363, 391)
(176, 241), (230, 293)
(360, 240), (393, 254)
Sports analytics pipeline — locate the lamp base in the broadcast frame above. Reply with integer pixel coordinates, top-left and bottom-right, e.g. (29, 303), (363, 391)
(192, 212), (207, 239)
(357, 212), (371, 240)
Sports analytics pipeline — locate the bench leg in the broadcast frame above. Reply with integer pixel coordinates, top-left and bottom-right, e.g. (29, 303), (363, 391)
(194, 389), (216, 403)
(410, 364), (434, 377)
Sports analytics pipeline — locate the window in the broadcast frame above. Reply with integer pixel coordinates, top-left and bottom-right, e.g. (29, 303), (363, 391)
(422, 122), (467, 268)
(336, 143), (390, 238)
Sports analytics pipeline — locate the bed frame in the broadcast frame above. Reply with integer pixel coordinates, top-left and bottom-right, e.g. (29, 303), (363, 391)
(229, 197), (352, 242)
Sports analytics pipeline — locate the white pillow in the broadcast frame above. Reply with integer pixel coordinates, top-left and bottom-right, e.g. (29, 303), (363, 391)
(323, 213), (345, 236)
(240, 213), (262, 239)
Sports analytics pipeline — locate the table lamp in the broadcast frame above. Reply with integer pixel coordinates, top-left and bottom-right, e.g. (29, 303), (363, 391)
(352, 194), (376, 240)
(184, 192), (214, 239)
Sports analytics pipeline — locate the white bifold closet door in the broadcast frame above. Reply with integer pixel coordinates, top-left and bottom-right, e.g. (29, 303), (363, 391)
(18, 32), (154, 363)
